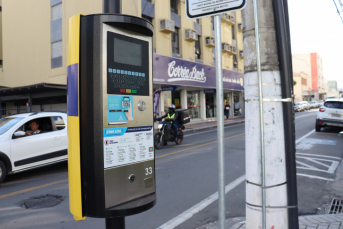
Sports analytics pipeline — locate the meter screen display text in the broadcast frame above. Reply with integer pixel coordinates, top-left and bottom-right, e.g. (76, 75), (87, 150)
(114, 38), (142, 66)
(107, 32), (149, 96)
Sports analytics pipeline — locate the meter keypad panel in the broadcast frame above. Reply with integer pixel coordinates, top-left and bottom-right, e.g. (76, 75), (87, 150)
(107, 32), (149, 96)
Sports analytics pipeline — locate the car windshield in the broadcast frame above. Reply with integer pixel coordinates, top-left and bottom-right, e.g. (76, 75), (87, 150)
(0, 117), (25, 135)
(310, 102), (316, 104)
(324, 102), (343, 109)
(318, 100), (323, 103)
(294, 103), (300, 106)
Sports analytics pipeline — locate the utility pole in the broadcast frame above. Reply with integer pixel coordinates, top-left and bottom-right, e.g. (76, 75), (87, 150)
(243, 0), (299, 228)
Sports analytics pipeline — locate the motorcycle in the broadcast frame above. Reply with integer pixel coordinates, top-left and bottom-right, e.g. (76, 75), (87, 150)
(154, 119), (185, 149)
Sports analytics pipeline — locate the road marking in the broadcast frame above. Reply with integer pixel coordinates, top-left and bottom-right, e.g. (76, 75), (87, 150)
(184, 124), (244, 137)
(295, 130), (315, 144)
(296, 153), (341, 160)
(156, 133), (245, 159)
(0, 179), (68, 199)
(296, 173), (334, 181)
(296, 157), (340, 174)
(295, 113), (316, 119)
(156, 175), (246, 229)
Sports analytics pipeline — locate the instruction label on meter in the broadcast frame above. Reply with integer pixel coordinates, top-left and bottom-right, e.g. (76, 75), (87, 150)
(103, 126), (154, 169)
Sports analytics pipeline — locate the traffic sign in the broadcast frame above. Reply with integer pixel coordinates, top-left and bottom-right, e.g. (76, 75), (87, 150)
(186, 0), (246, 19)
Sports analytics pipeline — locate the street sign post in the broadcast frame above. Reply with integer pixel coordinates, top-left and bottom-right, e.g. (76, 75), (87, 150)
(186, 0), (246, 19)
(185, 1), (246, 229)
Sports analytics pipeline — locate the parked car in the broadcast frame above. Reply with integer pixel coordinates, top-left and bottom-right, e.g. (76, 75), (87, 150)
(0, 112), (67, 184)
(315, 99), (343, 132)
(317, 100), (324, 106)
(294, 102), (303, 112)
(301, 101), (310, 110)
(309, 101), (318, 109)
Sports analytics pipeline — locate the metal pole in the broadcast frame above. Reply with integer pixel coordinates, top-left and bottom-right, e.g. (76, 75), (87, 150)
(103, 0), (121, 14)
(105, 217), (125, 229)
(252, 1), (266, 228)
(214, 15), (225, 229)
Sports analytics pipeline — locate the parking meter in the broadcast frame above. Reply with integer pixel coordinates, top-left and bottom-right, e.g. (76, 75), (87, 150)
(67, 14), (155, 221)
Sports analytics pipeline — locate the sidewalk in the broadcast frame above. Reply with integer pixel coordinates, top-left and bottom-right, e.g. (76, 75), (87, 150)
(229, 214), (343, 229)
(197, 214), (343, 229)
(154, 117), (245, 133)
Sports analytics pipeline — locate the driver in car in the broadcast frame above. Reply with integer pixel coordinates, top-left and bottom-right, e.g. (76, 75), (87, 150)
(26, 120), (41, 135)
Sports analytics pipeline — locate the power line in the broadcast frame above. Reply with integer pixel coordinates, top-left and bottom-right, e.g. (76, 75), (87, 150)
(333, 0), (343, 23)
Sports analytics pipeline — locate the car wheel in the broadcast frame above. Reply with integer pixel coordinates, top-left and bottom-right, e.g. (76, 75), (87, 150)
(0, 160), (7, 185)
(315, 124), (321, 132)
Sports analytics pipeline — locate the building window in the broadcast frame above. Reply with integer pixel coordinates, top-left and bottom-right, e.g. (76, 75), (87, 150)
(51, 1), (62, 69)
(171, 0), (178, 14)
(302, 78), (307, 86)
(51, 3), (62, 21)
(231, 25), (235, 39)
(233, 54), (237, 69)
(172, 28), (180, 55)
(211, 16), (215, 31)
(194, 18), (200, 24)
(212, 47), (215, 65)
(51, 41), (63, 58)
(195, 36), (201, 59)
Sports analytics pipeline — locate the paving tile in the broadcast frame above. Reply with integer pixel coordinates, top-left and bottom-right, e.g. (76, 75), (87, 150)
(328, 225), (340, 229)
(317, 225), (329, 229)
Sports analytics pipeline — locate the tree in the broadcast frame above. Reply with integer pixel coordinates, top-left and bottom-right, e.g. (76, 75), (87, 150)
(294, 80), (297, 86)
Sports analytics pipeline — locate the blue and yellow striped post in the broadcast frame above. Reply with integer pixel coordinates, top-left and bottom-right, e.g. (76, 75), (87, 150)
(67, 14), (86, 221)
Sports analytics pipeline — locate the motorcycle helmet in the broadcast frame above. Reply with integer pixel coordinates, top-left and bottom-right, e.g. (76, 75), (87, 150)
(169, 104), (176, 112)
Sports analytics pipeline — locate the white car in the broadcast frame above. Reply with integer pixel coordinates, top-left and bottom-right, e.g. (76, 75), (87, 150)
(316, 99), (343, 132)
(0, 112), (67, 184)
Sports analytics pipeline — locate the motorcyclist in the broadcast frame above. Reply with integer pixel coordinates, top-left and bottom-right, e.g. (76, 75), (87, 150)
(157, 104), (179, 142)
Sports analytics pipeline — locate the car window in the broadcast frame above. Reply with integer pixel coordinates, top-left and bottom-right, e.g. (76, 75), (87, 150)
(324, 102), (343, 109)
(295, 103), (300, 105)
(0, 117), (25, 135)
(53, 116), (65, 130)
(16, 117), (53, 136)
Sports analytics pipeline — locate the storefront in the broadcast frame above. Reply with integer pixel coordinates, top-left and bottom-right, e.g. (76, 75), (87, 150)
(153, 54), (244, 121)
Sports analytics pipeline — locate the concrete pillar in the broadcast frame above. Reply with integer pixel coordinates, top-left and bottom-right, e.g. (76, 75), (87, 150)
(180, 89), (187, 110)
(200, 90), (206, 120)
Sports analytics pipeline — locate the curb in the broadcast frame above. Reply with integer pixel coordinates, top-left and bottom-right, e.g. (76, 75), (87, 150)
(183, 120), (245, 134)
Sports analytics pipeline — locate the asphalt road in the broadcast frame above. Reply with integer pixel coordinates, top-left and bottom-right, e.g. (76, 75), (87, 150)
(0, 109), (342, 229)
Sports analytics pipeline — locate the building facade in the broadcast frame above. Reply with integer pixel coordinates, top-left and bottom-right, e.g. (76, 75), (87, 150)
(293, 71), (312, 102)
(0, 0), (244, 120)
(292, 53), (326, 100)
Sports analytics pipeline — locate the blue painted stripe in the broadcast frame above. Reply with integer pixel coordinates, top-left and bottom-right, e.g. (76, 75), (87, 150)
(67, 64), (79, 117)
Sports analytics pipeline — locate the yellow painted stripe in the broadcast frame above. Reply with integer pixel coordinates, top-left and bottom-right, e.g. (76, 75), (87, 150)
(156, 133), (245, 159)
(67, 14), (81, 66)
(0, 179), (68, 199)
(67, 116), (85, 221)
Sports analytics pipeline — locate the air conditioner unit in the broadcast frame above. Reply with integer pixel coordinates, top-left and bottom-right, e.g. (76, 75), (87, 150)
(160, 19), (175, 34)
(239, 51), (244, 58)
(185, 29), (198, 42)
(238, 23), (243, 31)
(205, 37), (215, 47)
(222, 43), (230, 52)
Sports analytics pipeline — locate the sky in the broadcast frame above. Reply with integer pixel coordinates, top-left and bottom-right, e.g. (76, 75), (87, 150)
(288, 0), (343, 89)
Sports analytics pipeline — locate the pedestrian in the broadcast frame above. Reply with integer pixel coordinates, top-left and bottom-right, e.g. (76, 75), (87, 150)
(224, 102), (230, 120)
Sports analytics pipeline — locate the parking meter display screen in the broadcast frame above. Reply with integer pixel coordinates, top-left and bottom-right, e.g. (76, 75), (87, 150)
(107, 32), (149, 96)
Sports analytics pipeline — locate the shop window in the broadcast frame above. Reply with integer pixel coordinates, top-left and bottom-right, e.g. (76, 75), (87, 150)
(206, 93), (216, 118)
(187, 91), (200, 119)
(171, 0), (178, 14)
(172, 28), (180, 55)
(162, 91), (181, 114)
(195, 36), (201, 60)
(233, 92), (242, 116)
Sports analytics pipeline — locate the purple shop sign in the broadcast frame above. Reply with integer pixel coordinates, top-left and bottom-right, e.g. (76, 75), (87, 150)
(153, 54), (244, 90)
(153, 90), (161, 113)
